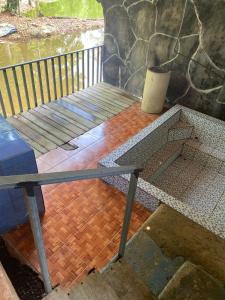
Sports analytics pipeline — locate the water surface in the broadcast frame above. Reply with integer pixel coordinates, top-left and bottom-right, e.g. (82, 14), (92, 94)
(26, 0), (103, 19)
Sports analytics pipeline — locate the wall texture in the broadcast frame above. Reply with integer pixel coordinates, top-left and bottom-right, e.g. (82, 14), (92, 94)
(98, 0), (225, 119)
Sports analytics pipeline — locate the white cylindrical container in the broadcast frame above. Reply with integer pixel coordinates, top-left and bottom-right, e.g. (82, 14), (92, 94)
(141, 67), (171, 114)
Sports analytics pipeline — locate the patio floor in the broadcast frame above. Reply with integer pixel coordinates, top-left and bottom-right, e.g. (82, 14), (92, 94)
(3, 99), (159, 291)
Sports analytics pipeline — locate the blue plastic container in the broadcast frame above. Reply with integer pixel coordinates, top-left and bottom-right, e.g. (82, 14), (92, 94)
(0, 116), (45, 234)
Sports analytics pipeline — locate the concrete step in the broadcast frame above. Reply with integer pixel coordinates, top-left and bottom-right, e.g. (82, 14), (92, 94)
(69, 270), (120, 300)
(143, 204), (225, 283)
(159, 261), (225, 300)
(168, 121), (193, 142)
(43, 287), (70, 300)
(124, 231), (184, 296)
(103, 259), (156, 300)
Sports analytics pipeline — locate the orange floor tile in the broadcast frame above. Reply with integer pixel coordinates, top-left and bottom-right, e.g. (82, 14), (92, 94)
(4, 102), (159, 290)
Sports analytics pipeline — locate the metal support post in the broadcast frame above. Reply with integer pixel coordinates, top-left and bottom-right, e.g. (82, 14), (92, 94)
(118, 171), (139, 258)
(23, 185), (52, 294)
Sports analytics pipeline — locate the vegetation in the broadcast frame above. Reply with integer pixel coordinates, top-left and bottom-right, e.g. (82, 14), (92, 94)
(5, 0), (20, 13)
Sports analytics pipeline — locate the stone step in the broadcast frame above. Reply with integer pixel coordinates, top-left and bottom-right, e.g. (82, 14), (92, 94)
(159, 261), (225, 300)
(43, 287), (70, 300)
(143, 204), (225, 283)
(168, 121), (194, 142)
(103, 259), (156, 300)
(124, 230), (184, 296)
(69, 270), (120, 300)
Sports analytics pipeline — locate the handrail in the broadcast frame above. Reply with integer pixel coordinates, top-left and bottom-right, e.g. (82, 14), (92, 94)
(0, 165), (142, 295)
(0, 44), (104, 117)
(0, 165), (141, 189)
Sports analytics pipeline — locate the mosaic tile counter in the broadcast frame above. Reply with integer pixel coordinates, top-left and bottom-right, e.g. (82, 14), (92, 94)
(99, 105), (225, 239)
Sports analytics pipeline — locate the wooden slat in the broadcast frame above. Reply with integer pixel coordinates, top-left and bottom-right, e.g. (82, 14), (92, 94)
(64, 96), (107, 121)
(22, 110), (72, 142)
(47, 102), (91, 131)
(42, 105), (85, 135)
(76, 90), (121, 114)
(17, 114), (63, 146)
(57, 99), (100, 124)
(100, 82), (139, 102)
(82, 87), (128, 110)
(69, 93), (114, 118)
(53, 100), (97, 128)
(32, 107), (77, 138)
(6, 83), (137, 158)
(60, 98), (103, 124)
(8, 117), (56, 151)
(34, 105), (83, 136)
(91, 85), (134, 106)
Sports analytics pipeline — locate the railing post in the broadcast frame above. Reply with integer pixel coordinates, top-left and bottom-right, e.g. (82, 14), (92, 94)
(118, 171), (139, 258)
(23, 185), (52, 294)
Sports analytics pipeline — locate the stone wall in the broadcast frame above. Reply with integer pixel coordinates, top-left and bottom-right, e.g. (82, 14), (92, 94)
(98, 0), (225, 120)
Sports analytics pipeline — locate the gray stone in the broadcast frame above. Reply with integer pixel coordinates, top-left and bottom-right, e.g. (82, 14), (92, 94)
(105, 5), (135, 59)
(127, 40), (149, 73)
(179, 87), (225, 121)
(147, 34), (177, 68)
(98, 0), (123, 14)
(123, 0), (140, 8)
(159, 261), (225, 300)
(124, 231), (184, 296)
(161, 34), (199, 74)
(156, 0), (186, 35)
(193, 0), (225, 69)
(128, 1), (155, 40)
(104, 34), (119, 60)
(174, 35), (199, 73)
(180, 0), (199, 36)
(103, 54), (124, 87)
(189, 47), (224, 90)
(166, 72), (189, 104)
(120, 65), (132, 88)
(125, 66), (147, 96)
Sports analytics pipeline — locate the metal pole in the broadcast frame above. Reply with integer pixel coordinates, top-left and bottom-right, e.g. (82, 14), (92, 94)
(118, 171), (139, 258)
(23, 185), (52, 294)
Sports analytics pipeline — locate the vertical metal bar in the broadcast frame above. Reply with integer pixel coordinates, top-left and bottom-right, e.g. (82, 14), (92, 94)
(29, 63), (38, 107)
(58, 56), (63, 97)
(100, 46), (103, 82)
(97, 46), (100, 83)
(76, 52), (80, 92)
(118, 172), (139, 258)
(51, 58), (57, 100)
(71, 53), (74, 94)
(37, 61), (45, 105)
(23, 186), (52, 294)
(87, 49), (90, 87)
(92, 48), (95, 85)
(82, 50), (85, 90)
(3, 69), (15, 116)
(21, 65), (31, 110)
(65, 55), (69, 95)
(12, 67), (23, 113)
(0, 89), (7, 118)
(44, 60), (51, 102)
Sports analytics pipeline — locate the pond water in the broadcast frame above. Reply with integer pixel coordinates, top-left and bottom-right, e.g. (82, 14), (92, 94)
(26, 0), (103, 19)
(0, 28), (103, 66)
(0, 28), (104, 116)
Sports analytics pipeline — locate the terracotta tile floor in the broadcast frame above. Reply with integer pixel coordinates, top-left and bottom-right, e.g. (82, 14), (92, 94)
(4, 102), (159, 290)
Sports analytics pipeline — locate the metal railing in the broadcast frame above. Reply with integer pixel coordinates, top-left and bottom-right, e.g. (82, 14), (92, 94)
(0, 165), (142, 294)
(0, 45), (103, 118)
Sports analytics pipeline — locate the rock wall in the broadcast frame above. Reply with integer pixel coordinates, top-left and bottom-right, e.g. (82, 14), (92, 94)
(98, 0), (225, 120)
